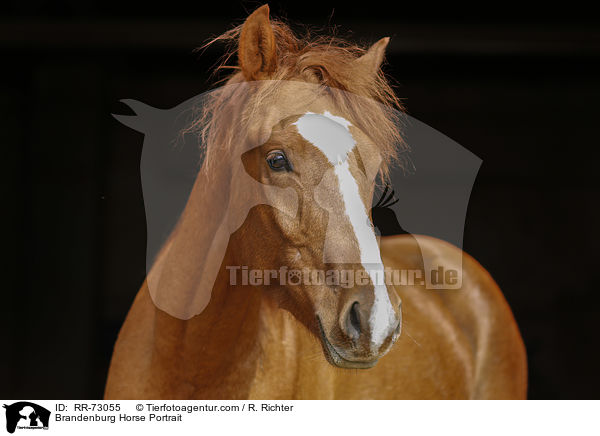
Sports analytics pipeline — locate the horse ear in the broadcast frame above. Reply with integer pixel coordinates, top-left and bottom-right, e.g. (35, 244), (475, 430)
(238, 4), (277, 81)
(355, 37), (390, 75)
(112, 99), (160, 133)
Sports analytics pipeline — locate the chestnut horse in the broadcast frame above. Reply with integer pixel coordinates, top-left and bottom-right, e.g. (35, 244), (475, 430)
(104, 5), (526, 399)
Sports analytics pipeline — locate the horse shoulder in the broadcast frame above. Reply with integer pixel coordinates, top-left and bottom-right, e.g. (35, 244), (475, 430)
(104, 282), (156, 399)
(380, 234), (527, 399)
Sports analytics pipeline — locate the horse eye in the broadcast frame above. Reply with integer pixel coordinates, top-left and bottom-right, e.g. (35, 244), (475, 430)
(266, 150), (291, 171)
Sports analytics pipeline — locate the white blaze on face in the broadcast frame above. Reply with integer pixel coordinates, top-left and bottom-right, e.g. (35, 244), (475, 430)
(293, 112), (398, 349)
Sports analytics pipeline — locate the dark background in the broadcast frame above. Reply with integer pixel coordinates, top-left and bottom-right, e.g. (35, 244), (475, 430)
(1, 1), (598, 399)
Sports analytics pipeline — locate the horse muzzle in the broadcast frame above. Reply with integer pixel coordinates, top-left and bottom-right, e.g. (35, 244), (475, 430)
(316, 311), (402, 369)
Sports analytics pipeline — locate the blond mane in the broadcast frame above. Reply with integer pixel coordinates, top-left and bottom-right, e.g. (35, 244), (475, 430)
(185, 18), (407, 180)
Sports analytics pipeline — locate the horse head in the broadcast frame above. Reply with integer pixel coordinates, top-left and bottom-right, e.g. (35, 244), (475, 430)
(224, 5), (403, 367)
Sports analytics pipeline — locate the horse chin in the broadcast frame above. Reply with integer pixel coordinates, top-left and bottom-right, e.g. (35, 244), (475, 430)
(316, 317), (379, 370)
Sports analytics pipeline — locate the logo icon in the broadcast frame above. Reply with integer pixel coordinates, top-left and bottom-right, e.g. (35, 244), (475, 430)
(3, 402), (50, 434)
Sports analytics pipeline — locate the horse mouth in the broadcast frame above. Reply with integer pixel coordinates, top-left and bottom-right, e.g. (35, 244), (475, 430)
(316, 317), (378, 369)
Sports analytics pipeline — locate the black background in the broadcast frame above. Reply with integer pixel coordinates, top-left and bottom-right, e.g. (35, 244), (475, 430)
(1, 1), (598, 399)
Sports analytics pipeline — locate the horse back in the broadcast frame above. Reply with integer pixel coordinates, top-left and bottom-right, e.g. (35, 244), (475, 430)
(377, 234), (527, 399)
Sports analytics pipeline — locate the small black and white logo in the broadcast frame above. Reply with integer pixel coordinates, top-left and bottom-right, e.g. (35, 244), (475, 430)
(3, 402), (50, 433)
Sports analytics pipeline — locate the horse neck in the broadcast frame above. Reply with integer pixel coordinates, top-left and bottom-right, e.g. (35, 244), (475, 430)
(149, 164), (267, 390)
(152, 260), (265, 383)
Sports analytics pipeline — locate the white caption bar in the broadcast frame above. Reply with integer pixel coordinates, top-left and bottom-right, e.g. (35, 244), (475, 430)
(1, 400), (597, 436)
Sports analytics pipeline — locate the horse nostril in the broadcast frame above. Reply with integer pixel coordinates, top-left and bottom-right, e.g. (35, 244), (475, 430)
(346, 301), (362, 341)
